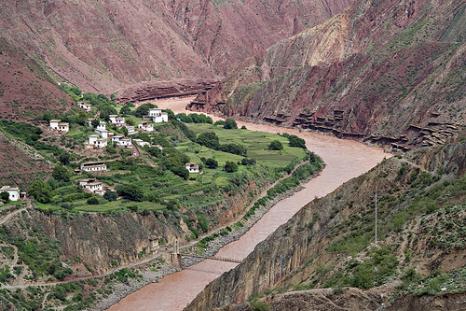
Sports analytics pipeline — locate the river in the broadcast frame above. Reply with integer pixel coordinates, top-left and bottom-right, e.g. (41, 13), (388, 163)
(108, 97), (390, 311)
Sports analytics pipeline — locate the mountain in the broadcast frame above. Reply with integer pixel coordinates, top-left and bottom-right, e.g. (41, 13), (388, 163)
(0, 0), (352, 94)
(193, 0), (466, 150)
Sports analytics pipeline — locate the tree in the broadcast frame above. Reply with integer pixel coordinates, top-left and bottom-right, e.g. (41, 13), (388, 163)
(0, 192), (9, 203)
(52, 165), (71, 182)
(268, 140), (283, 150)
(284, 134), (306, 149)
(241, 158), (256, 166)
(91, 119), (100, 128)
(219, 143), (247, 156)
(197, 132), (220, 149)
(147, 146), (162, 157)
(205, 158), (218, 169)
(58, 153), (71, 165)
(223, 118), (238, 129)
(104, 190), (118, 201)
(116, 184), (144, 201)
(87, 197), (100, 205)
(224, 161), (238, 173)
(134, 103), (155, 117)
(29, 179), (52, 203)
(170, 166), (190, 180)
(120, 104), (133, 116)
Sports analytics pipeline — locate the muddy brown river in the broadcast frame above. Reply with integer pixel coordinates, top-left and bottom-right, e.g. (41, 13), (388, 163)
(108, 97), (390, 311)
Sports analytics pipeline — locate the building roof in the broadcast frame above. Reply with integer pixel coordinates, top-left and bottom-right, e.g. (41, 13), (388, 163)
(0, 186), (19, 192)
(81, 162), (106, 167)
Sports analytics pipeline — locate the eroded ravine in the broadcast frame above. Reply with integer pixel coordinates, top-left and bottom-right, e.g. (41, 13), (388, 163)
(108, 97), (390, 311)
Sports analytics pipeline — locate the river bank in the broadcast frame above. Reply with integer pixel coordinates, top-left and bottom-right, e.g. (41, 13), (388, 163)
(93, 158), (322, 310)
(104, 98), (389, 311)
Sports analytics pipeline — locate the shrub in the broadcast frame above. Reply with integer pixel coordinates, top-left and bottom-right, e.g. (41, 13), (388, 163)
(205, 158), (218, 169)
(52, 165), (71, 182)
(116, 185), (144, 201)
(58, 153), (71, 165)
(29, 179), (52, 203)
(284, 133), (306, 149)
(241, 158), (256, 166)
(86, 197), (99, 205)
(268, 140), (283, 150)
(241, 125), (247, 129)
(197, 132), (220, 149)
(170, 166), (190, 180)
(147, 146), (162, 157)
(223, 118), (238, 129)
(0, 192), (9, 203)
(219, 143), (247, 156)
(224, 161), (238, 173)
(104, 190), (118, 202)
(134, 103), (155, 117)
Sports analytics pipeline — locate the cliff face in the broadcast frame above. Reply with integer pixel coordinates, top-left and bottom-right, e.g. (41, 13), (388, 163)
(0, 0), (353, 94)
(186, 141), (466, 310)
(193, 0), (465, 149)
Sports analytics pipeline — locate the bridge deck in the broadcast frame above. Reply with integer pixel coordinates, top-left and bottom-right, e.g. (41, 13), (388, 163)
(179, 253), (242, 264)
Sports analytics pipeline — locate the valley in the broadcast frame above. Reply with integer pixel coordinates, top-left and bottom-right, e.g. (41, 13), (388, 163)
(0, 0), (464, 310)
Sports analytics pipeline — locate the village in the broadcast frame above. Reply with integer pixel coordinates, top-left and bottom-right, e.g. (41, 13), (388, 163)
(1, 87), (308, 216)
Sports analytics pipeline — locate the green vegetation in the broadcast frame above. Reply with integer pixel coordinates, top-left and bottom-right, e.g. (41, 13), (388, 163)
(268, 140), (283, 150)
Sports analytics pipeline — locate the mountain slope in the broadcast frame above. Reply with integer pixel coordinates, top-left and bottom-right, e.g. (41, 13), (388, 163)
(194, 0), (466, 149)
(0, 0), (353, 94)
(186, 140), (466, 311)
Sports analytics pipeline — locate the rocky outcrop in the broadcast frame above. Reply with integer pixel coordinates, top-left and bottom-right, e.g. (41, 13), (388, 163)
(192, 0), (466, 150)
(186, 142), (466, 310)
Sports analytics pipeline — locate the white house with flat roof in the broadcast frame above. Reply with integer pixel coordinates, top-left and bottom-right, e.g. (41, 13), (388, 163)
(88, 135), (107, 149)
(0, 186), (20, 201)
(138, 122), (154, 132)
(49, 120), (69, 133)
(80, 162), (107, 173)
(78, 179), (105, 195)
(109, 115), (126, 127)
(133, 139), (150, 147)
(185, 163), (200, 173)
(78, 102), (91, 112)
(148, 108), (168, 123)
(96, 121), (106, 131)
(126, 125), (136, 135)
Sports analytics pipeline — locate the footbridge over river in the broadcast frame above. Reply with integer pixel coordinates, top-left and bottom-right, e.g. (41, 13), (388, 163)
(170, 239), (242, 269)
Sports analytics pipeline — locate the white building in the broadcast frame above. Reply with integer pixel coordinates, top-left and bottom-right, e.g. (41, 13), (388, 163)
(78, 102), (91, 112)
(49, 120), (69, 133)
(109, 115), (126, 127)
(112, 135), (123, 143)
(126, 125), (136, 135)
(95, 129), (108, 139)
(88, 135), (107, 149)
(0, 186), (20, 202)
(80, 162), (107, 173)
(138, 122), (154, 132)
(148, 108), (168, 123)
(96, 121), (106, 131)
(133, 139), (150, 147)
(116, 138), (132, 148)
(185, 163), (200, 173)
(78, 179), (105, 195)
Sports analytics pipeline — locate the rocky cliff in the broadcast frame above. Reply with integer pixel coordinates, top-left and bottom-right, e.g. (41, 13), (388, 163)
(192, 0), (466, 150)
(186, 141), (466, 310)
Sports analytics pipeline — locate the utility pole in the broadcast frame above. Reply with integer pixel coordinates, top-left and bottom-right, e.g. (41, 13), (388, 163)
(374, 192), (378, 244)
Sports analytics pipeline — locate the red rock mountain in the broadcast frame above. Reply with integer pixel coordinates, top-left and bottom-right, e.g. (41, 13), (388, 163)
(0, 0), (352, 94)
(194, 0), (465, 149)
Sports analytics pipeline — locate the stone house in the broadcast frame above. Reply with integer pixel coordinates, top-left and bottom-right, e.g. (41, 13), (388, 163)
(109, 115), (126, 127)
(78, 179), (105, 195)
(138, 122), (154, 132)
(78, 102), (91, 112)
(185, 163), (200, 173)
(88, 135), (107, 149)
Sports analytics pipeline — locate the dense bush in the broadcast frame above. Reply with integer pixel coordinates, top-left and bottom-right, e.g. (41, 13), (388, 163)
(104, 191), (118, 201)
(29, 179), (53, 203)
(223, 118), (238, 129)
(170, 166), (190, 180)
(134, 103), (155, 117)
(241, 158), (256, 166)
(205, 158), (218, 169)
(219, 143), (247, 156)
(268, 140), (283, 150)
(224, 161), (238, 173)
(86, 197), (99, 205)
(0, 192), (9, 203)
(197, 132), (220, 149)
(177, 113), (213, 124)
(282, 133), (306, 149)
(52, 165), (71, 182)
(116, 184), (144, 201)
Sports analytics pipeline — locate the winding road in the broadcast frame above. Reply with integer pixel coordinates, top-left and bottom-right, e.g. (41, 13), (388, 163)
(108, 97), (390, 311)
